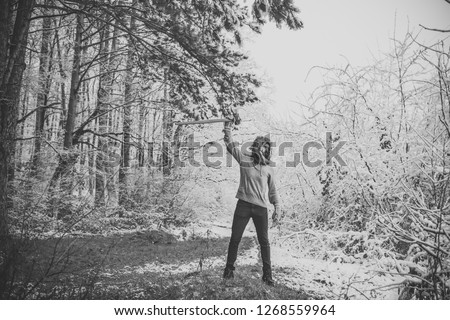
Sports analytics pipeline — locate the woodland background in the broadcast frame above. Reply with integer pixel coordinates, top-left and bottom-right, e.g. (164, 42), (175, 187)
(0, 0), (449, 299)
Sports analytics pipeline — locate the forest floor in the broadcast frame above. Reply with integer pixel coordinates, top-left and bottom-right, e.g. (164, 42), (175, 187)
(19, 222), (403, 300)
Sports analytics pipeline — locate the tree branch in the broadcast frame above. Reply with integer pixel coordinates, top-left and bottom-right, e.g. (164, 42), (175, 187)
(17, 102), (61, 124)
(419, 24), (450, 33)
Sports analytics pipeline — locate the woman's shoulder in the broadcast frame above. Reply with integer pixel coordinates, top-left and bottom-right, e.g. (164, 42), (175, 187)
(264, 161), (277, 173)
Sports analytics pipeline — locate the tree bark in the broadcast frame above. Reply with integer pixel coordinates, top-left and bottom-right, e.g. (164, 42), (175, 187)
(63, 14), (82, 151)
(119, 15), (135, 204)
(95, 22), (111, 206)
(50, 13), (83, 188)
(173, 124), (183, 170)
(0, 0), (35, 243)
(54, 22), (67, 140)
(31, 4), (52, 176)
(162, 108), (173, 176)
(137, 103), (145, 167)
(162, 69), (173, 176)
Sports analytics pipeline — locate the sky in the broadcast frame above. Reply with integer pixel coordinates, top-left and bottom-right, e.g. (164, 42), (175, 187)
(244, 0), (450, 117)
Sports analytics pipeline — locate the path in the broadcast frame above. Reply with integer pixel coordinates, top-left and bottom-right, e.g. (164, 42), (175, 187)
(24, 222), (402, 299)
(181, 222), (403, 299)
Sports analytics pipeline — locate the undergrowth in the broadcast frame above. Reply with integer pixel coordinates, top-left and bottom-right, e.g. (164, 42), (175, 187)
(1, 231), (314, 300)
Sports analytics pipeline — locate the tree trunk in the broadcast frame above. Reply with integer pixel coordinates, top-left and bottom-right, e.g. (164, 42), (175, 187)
(17, 48), (32, 170)
(54, 22), (67, 140)
(0, 0), (35, 243)
(31, 6), (52, 176)
(162, 109), (174, 176)
(1, 2), (34, 296)
(137, 103), (145, 167)
(173, 124), (183, 170)
(104, 21), (120, 206)
(162, 69), (173, 176)
(95, 23), (111, 206)
(63, 14), (82, 151)
(50, 13), (83, 189)
(119, 15), (135, 204)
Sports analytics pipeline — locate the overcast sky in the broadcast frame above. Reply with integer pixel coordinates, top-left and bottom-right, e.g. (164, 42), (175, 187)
(244, 0), (450, 117)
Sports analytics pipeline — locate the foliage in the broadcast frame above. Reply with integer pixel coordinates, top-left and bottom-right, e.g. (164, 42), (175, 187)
(0, 0), (304, 246)
(286, 32), (450, 299)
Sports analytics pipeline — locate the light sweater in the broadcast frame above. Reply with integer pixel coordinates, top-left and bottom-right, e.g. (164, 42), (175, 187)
(224, 130), (280, 211)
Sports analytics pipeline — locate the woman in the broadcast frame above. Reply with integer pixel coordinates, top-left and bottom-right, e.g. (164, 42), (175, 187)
(222, 122), (280, 286)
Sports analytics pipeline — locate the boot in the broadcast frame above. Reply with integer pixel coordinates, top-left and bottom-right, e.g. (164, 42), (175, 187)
(223, 265), (235, 279)
(262, 268), (274, 286)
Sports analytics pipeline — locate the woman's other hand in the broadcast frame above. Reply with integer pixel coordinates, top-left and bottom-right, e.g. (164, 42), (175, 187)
(272, 208), (279, 224)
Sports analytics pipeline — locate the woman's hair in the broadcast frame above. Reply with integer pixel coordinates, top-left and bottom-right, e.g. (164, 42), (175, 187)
(251, 136), (271, 165)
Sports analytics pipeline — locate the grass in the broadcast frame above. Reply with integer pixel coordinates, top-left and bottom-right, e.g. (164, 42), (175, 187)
(4, 231), (317, 299)
(91, 265), (314, 300)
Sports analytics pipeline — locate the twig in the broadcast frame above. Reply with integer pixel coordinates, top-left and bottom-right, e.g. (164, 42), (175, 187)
(419, 24), (450, 33)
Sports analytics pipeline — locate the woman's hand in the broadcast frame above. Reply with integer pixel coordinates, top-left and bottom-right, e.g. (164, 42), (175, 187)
(223, 121), (233, 143)
(272, 208), (279, 224)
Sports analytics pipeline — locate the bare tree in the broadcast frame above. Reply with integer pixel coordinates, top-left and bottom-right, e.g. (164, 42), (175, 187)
(31, 2), (53, 177)
(0, 0), (35, 241)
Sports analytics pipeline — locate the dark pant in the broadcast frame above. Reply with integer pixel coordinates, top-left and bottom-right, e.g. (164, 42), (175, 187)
(226, 199), (271, 272)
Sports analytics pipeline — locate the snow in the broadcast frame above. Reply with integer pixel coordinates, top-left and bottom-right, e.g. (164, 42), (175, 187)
(271, 245), (402, 299)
